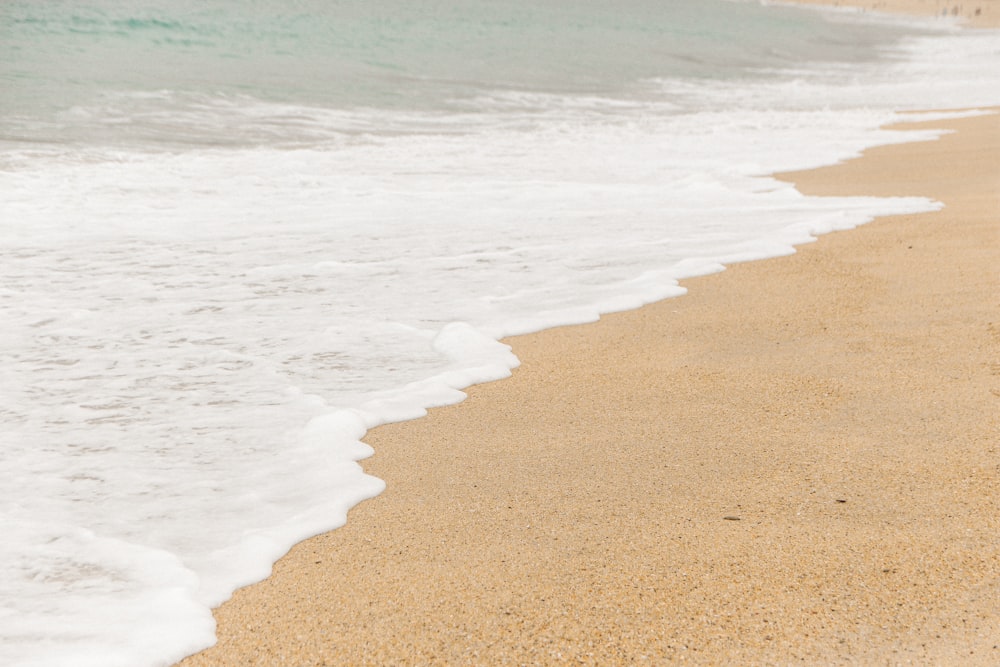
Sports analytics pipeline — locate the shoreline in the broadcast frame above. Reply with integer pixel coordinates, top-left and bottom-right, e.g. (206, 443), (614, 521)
(178, 106), (1000, 663)
(174, 4), (1000, 664)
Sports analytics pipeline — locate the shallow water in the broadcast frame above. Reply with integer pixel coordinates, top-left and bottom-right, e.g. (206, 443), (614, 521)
(1, 1), (998, 665)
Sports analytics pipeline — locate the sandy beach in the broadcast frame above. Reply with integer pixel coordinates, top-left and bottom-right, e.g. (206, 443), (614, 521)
(785, 0), (1000, 26)
(176, 98), (1000, 664)
(794, 0), (1000, 28)
(174, 2), (1000, 660)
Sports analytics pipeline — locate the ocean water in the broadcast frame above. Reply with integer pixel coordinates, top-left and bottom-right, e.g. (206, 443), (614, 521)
(1, 1), (998, 664)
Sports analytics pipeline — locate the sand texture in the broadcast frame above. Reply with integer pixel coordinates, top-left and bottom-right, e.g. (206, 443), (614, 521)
(178, 111), (1000, 665)
(786, 0), (1000, 27)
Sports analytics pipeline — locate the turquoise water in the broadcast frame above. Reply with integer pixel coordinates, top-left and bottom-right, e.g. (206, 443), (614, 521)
(3, 0), (915, 145)
(1, 1), (998, 666)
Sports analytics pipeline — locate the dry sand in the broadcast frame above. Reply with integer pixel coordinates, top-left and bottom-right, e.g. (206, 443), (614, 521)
(177, 103), (1000, 664)
(785, 0), (1000, 27)
(173, 11), (1000, 667)
(171, 0), (1000, 654)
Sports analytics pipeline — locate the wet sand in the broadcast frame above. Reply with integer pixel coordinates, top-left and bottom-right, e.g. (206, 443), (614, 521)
(177, 98), (1000, 666)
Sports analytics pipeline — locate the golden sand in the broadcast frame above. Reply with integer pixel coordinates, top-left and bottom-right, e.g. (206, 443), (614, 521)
(172, 6), (1000, 663)
(177, 103), (1000, 665)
